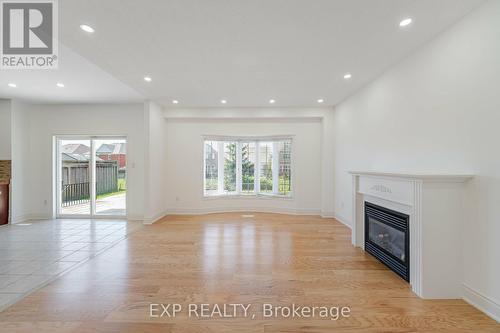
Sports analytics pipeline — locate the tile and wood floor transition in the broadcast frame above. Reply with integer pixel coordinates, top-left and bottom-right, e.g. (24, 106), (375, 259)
(0, 219), (141, 311)
(0, 213), (498, 332)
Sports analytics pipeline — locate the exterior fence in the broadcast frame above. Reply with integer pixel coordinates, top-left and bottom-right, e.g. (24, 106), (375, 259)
(62, 182), (90, 207)
(62, 160), (119, 206)
(96, 162), (118, 195)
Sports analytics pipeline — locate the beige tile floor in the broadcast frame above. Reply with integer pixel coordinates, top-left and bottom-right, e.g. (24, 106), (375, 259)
(0, 218), (142, 311)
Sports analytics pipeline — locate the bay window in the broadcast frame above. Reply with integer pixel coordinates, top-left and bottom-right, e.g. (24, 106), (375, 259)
(203, 137), (292, 197)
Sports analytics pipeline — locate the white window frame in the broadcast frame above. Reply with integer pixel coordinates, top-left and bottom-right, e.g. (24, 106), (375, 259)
(202, 135), (294, 199)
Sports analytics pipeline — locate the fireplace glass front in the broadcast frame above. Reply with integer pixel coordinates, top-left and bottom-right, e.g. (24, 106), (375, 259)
(364, 202), (410, 281)
(367, 217), (406, 262)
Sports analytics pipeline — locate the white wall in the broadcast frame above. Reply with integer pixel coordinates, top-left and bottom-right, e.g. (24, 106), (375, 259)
(333, 0), (500, 318)
(12, 103), (147, 220)
(0, 99), (11, 159)
(144, 101), (167, 223)
(10, 101), (31, 222)
(164, 108), (332, 215)
(321, 110), (335, 217)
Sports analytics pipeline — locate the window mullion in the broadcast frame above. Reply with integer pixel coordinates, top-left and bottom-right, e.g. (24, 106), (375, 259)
(272, 141), (280, 195)
(217, 141), (224, 194)
(254, 142), (260, 195)
(236, 142), (242, 194)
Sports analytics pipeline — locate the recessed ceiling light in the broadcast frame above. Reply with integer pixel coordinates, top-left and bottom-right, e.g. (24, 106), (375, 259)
(317, 99), (324, 103)
(79, 24), (95, 33)
(144, 76), (152, 82)
(399, 18), (412, 27)
(56, 82), (65, 88)
(344, 73), (352, 79)
(269, 99), (276, 104)
(8, 83), (17, 88)
(172, 100), (179, 104)
(221, 99), (227, 104)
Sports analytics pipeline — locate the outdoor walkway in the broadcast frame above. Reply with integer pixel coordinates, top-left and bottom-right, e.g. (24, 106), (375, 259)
(61, 193), (126, 215)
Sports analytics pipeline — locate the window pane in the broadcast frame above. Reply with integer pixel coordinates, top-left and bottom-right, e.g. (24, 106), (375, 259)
(204, 141), (218, 195)
(241, 142), (255, 194)
(95, 139), (127, 216)
(278, 140), (292, 195)
(60, 139), (91, 215)
(259, 142), (273, 193)
(224, 142), (237, 193)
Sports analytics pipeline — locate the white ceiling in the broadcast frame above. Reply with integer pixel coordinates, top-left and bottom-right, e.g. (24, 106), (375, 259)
(1, 0), (485, 107)
(0, 43), (143, 104)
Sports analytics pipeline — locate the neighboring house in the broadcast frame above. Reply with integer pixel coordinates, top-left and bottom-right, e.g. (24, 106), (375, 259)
(61, 145), (91, 185)
(96, 143), (126, 169)
(204, 142), (217, 179)
(61, 144), (90, 156)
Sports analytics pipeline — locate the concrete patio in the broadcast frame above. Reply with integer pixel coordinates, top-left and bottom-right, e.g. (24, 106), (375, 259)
(61, 193), (126, 216)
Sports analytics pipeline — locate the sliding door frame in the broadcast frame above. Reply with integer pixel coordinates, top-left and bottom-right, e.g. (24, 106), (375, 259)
(55, 135), (127, 219)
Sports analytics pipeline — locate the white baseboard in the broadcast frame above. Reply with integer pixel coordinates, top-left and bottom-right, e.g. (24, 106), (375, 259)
(320, 211), (335, 218)
(10, 214), (31, 224)
(126, 214), (144, 222)
(463, 284), (500, 323)
(10, 213), (52, 224)
(334, 213), (352, 229)
(12, 212), (153, 224)
(142, 210), (169, 225)
(165, 207), (321, 216)
(29, 213), (52, 220)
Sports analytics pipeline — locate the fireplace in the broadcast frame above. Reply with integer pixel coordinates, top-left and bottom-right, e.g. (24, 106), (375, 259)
(364, 202), (410, 281)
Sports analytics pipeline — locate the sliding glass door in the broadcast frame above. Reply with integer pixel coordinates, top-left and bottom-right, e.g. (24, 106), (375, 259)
(94, 138), (127, 215)
(56, 136), (127, 218)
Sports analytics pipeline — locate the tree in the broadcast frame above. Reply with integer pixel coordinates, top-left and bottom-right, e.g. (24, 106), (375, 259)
(241, 143), (254, 191)
(224, 143), (237, 191)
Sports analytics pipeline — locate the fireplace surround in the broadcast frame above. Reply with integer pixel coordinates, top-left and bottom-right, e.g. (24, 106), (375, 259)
(350, 171), (472, 299)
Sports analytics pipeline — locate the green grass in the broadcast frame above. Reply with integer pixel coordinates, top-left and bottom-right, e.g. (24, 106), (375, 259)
(96, 178), (126, 199)
(118, 178), (126, 191)
(205, 178), (217, 191)
(279, 176), (291, 195)
(96, 190), (125, 199)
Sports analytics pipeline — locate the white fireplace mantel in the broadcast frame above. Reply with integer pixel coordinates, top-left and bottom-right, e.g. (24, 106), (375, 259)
(350, 171), (473, 299)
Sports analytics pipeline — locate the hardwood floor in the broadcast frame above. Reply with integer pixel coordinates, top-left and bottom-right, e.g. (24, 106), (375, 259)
(0, 213), (498, 332)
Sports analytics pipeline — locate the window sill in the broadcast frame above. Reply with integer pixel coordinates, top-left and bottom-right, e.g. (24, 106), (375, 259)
(203, 193), (293, 200)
